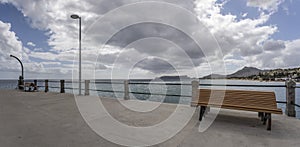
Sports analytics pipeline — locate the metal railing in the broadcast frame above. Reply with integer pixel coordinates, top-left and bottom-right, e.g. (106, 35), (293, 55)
(24, 79), (300, 110)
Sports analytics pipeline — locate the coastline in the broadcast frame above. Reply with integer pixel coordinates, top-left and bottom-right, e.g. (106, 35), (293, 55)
(200, 78), (300, 83)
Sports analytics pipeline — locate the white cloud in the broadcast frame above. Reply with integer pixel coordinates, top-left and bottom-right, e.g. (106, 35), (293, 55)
(0, 21), (25, 61)
(280, 39), (300, 67)
(0, 20), (72, 78)
(0, 0), (299, 78)
(242, 13), (248, 18)
(41, 61), (61, 66)
(194, 0), (277, 57)
(243, 39), (300, 69)
(27, 41), (36, 47)
(247, 0), (284, 13)
(0, 20), (33, 77)
(282, 5), (289, 15)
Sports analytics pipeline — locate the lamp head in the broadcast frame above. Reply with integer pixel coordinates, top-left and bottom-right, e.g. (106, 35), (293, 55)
(71, 14), (80, 19)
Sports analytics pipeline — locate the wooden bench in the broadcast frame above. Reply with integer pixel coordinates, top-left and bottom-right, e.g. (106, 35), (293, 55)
(191, 89), (282, 130)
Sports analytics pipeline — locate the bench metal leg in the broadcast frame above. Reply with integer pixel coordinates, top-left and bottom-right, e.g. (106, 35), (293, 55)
(258, 112), (262, 118)
(266, 113), (272, 131)
(199, 106), (206, 121)
(263, 114), (267, 125)
(199, 106), (203, 121)
(261, 113), (266, 123)
(261, 113), (272, 130)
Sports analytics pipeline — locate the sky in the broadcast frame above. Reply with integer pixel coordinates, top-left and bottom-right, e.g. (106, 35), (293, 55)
(0, 0), (299, 79)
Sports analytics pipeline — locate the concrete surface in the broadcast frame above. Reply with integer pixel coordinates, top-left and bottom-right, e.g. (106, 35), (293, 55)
(1, 90), (300, 147)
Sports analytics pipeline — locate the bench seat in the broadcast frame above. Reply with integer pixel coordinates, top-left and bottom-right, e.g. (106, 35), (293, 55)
(192, 89), (282, 130)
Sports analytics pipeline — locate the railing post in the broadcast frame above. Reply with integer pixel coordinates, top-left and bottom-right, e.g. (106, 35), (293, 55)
(34, 80), (37, 91)
(18, 76), (24, 90)
(60, 80), (65, 93)
(191, 80), (199, 106)
(124, 80), (129, 100)
(85, 80), (90, 96)
(34, 80), (37, 86)
(45, 80), (49, 93)
(285, 79), (296, 117)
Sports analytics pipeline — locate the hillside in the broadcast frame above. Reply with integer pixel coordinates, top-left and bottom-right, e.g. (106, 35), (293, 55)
(155, 75), (192, 81)
(227, 67), (266, 78)
(201, 66), (264, 79)
(201, 66), (300, 81)
(201, 74), (226, 79)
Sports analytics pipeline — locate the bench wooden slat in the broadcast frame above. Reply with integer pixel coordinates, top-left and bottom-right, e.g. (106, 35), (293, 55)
(197, 99), (278, 108)
(194, 102), (282, 114)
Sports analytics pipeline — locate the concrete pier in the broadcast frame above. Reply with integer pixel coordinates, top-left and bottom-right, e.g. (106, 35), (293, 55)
(1, 90), (300, 147)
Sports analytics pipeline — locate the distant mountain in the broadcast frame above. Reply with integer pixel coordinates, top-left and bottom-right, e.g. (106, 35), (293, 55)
(201, 74), (226, 79)
(155, 75), (192, 81)
(201, 66), (267, 79)
(227, 66), (266, 78)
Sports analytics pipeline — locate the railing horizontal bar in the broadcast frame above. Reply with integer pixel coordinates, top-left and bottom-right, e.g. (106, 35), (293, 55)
(291, 102), (300, 108)
(89, 89), (124, 93)
(129, 91), (191, 97)
(294, 104), (300, 108)
(94, 82), (124, 84)
(48, 86), (60, 88)
(276, 101), (287, 104)
(33, 80), (78, 83)
(48, 81), (60, 83)
(129, 82), (191, 86)
(69, 81), (84, 83)
(276, 101), (300, 107)
(70, 88), (85, 90)
(199, 84), (286, 87)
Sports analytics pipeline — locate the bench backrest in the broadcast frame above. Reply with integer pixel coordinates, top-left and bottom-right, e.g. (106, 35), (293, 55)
(195, 89), (281, 113)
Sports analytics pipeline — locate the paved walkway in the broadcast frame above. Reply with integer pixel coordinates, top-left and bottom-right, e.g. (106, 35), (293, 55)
(1, 90), (300, 147)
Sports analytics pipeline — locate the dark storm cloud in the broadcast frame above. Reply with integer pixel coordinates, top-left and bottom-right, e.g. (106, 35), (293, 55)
(106, 22), (205, 60)
(97, 53), (119, 65)
(87, 0), (196, 15)
(135, 57), (176, 74)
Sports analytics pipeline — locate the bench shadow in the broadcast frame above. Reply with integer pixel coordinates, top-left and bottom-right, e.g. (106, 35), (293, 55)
(204, 112), (298, 140)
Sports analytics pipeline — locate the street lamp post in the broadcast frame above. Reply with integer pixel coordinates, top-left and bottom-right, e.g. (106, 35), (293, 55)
(71, 14), (82, 95)
(10, 55), (24, 89)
